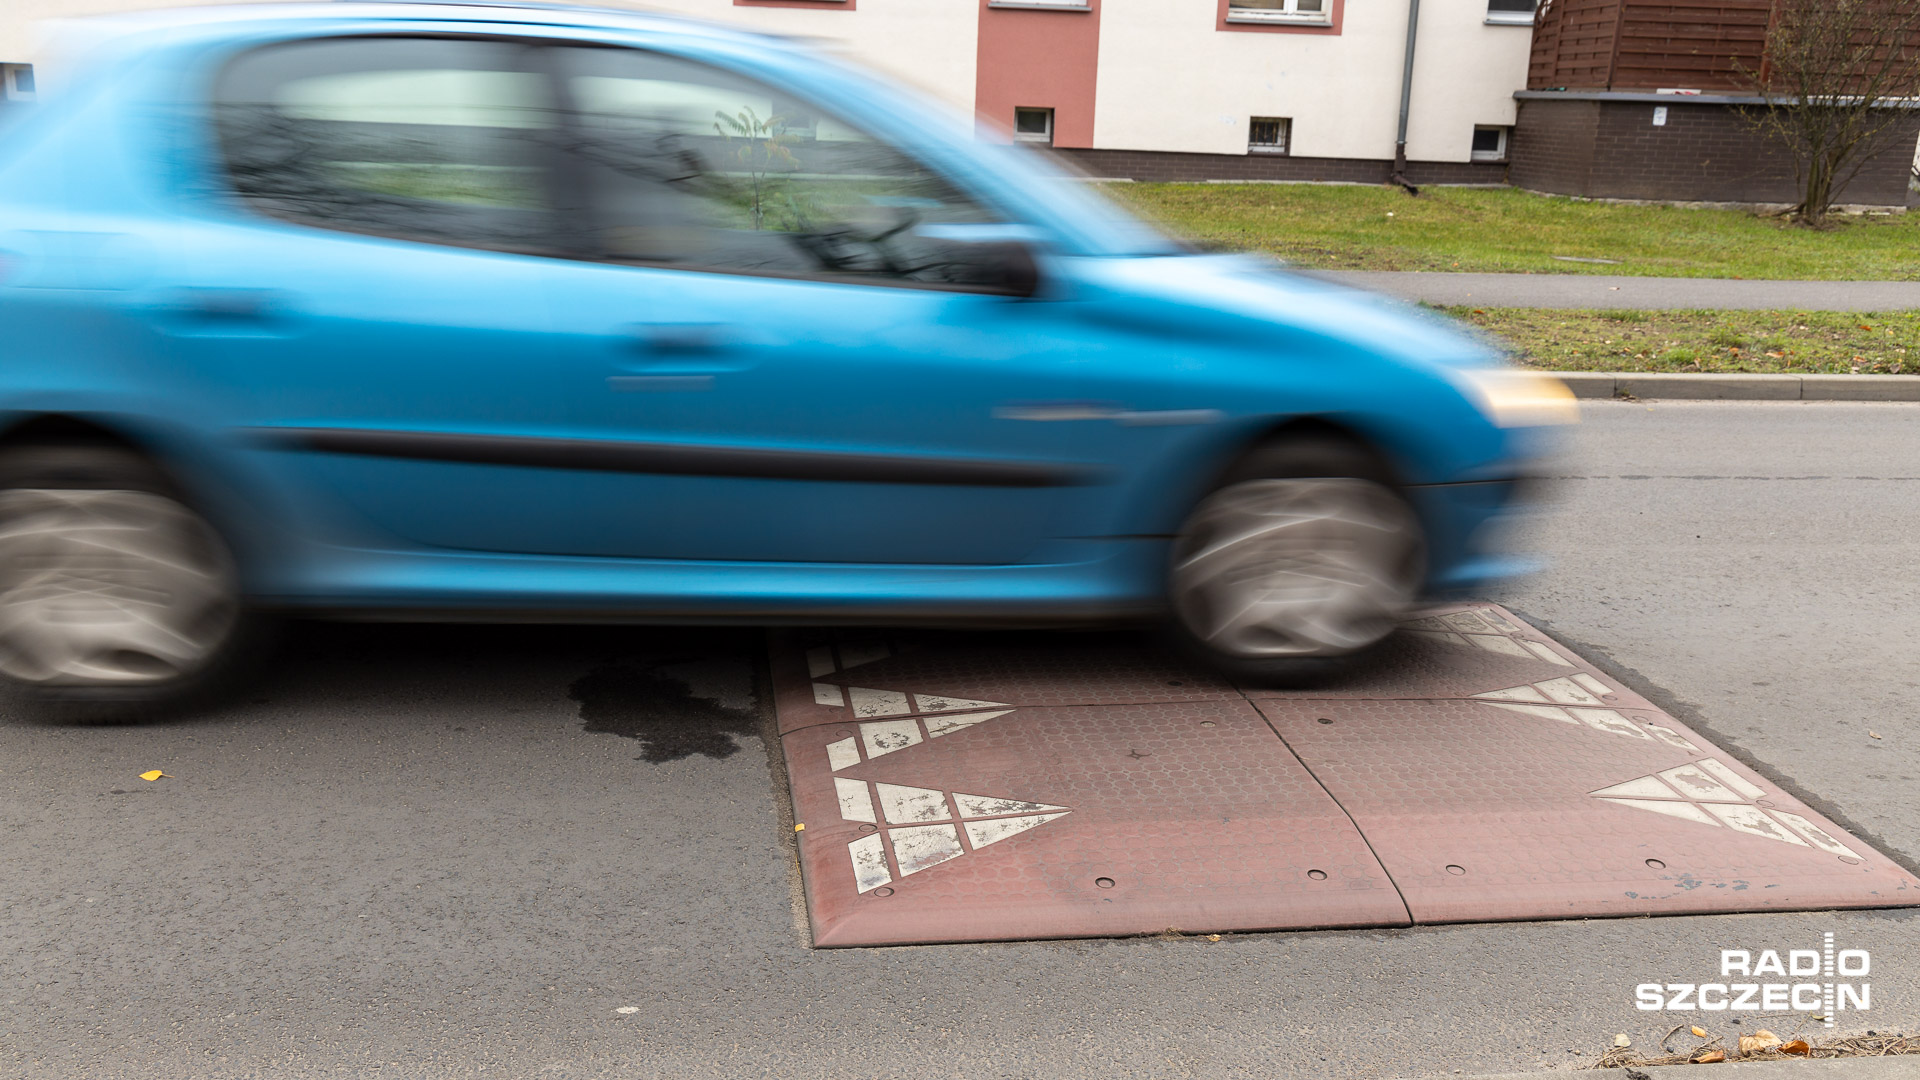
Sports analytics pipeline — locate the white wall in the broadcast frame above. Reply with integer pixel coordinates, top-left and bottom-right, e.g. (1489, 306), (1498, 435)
(1402, 4), (1531, 160)
(1093, 0), (1531, 162)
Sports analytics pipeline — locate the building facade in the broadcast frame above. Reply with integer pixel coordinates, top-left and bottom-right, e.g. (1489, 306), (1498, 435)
(4, 0), (1539, 182)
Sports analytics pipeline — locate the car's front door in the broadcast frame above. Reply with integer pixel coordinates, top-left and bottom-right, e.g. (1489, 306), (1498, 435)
(499, 44), (1114, 566)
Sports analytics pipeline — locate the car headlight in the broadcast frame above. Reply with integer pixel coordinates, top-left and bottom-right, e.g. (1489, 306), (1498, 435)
(1453, 369), (1580, 428)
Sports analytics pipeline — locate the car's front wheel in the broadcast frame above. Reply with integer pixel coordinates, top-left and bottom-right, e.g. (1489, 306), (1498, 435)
(1169, 437), (1425, 683)
(0, 444), (250, 715)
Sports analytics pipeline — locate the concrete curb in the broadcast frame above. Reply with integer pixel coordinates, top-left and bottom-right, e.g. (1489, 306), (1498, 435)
(1413, 1053), (1920, 1079)
(1552, 372), (1920, 402)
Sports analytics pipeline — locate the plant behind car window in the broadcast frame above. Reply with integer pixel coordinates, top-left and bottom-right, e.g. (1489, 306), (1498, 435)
(711, 106), (800, 231)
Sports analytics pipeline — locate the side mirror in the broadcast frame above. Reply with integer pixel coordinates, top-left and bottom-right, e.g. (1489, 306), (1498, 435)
(956, 240), (1041, 298)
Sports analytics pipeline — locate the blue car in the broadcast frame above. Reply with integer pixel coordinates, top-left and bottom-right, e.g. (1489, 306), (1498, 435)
(0, 2), (1572, 712)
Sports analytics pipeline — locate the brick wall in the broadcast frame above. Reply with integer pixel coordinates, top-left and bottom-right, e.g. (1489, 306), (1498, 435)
(1510, 99), (1602, 193)
(1512, 96), (1920, 205)
(1049, 147), (1508, 185)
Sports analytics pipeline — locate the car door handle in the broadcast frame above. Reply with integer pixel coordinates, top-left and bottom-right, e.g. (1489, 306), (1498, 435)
(150, 288), (295, 338)
(617, 322), (754, 380)
(625, 322), (733, 355)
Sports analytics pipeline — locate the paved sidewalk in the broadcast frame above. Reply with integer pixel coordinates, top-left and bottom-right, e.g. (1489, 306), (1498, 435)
(1316, 270), (1920, 310)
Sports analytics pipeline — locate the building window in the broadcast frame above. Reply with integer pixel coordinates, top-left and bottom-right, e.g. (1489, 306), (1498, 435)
(1470, 125), (1509, 162)
(1248, 117), (1291, 155)
(1014, 107), (1054, 144)
(1484, 0), (1536, 24)
(2, 64), (34, 101)
(1226, 0), (1331, 25)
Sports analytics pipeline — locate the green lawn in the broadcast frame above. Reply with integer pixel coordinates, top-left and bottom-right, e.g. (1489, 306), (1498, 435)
(1107, 183), (1920, 280)
(1447, 307), (1920, 373)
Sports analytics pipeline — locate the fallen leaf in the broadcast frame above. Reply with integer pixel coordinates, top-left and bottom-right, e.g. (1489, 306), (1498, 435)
(1691, 1026), (1709, 1038)
(794, 823), (805, 831)
(1779, 1040), (1811, 1056)
(139, 770), (168, 782)
(1206, 934), (1221, 942)
(1869, 731), (1882, 739)
(1739, 1030), (1782, 1054)
(1614, 1033), (1632, 1047)
(1692, 1050), (1725, 1063)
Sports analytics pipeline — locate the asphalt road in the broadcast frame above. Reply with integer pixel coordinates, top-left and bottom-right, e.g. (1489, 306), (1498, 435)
(3, 402), (1917, 1079)
(1315, 271), (1920, 311)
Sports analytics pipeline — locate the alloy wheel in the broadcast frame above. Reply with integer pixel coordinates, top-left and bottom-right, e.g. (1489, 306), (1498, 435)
(1170, 477), (1424, 659)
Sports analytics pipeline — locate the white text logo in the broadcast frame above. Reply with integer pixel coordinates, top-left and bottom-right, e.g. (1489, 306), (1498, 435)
(1636, 933), (1869, 1026)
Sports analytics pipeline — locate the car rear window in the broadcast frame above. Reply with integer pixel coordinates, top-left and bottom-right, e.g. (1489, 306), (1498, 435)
(213, 36), (563, 253)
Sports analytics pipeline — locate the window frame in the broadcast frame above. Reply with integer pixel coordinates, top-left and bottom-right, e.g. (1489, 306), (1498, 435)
(3, 63), (37, 102)
(1224, 0), (1333, 27)
(1247, 116), (1290, 155)
(1012, 107), (1055, 145)
(1483, 0), (1537, 25)
(735, 0), (854, 9)
(1470, 125), (1510, 162)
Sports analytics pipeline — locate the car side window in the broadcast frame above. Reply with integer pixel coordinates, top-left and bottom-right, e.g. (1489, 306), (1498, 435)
(213, 37), (561, 253)
(552, 46), (1008, 285)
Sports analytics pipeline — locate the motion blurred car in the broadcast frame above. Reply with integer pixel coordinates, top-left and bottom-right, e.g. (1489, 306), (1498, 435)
(0, 2), (1573, 712)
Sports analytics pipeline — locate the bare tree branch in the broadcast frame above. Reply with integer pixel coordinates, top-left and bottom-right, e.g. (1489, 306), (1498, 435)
(1737, 0), (1920, 227)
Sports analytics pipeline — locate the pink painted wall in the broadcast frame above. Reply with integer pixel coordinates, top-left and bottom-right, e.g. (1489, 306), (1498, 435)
(974, 1), (1101, 149)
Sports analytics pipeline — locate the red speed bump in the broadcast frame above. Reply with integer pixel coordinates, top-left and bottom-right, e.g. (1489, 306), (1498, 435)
(782, 698), (1409, 946)
(773, 606), (1917, 947)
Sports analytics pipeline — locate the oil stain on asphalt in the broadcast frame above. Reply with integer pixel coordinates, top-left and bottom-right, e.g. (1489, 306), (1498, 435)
(570, 660), (759, 763)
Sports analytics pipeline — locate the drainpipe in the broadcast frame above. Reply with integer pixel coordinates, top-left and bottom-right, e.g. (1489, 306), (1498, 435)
(1392, 0), (1422, 194)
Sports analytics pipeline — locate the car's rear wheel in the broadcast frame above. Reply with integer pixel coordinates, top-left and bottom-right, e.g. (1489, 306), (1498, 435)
(0, 444), (250, 716)
(1169, 436), (1425, 684)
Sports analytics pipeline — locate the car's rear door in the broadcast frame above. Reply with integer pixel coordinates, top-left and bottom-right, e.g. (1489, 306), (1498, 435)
(181, 34), (591, 554)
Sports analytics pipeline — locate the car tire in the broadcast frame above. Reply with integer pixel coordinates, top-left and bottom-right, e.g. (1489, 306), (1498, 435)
(0, 443), (256, 718)
(1167, 436), (1426, 685)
